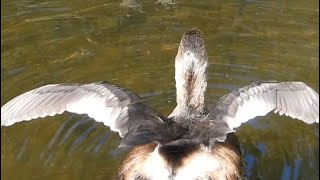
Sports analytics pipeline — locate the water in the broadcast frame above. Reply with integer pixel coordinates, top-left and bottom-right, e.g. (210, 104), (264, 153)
(1, 0), (319, 179)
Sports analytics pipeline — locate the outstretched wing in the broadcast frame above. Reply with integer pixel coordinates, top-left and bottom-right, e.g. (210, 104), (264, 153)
(1, 81), (168, 139)
(209, 81), (319, 129)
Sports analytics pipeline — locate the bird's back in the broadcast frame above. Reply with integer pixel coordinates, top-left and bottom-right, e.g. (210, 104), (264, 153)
(117, 133), (243, 180)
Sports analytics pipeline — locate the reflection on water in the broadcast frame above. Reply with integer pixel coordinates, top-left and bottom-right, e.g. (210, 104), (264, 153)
(1, 0), (319, 179)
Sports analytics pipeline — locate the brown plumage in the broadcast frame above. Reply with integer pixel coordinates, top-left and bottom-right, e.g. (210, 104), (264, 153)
(117, 133), (242, 180)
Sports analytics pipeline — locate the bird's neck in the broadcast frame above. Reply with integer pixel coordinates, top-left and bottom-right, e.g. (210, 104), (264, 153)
(173, 51), (208, 117)
(169, 29), (209, 120)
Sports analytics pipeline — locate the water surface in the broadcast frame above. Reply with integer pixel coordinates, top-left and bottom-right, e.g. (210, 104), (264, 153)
(1, 0), (319, 179)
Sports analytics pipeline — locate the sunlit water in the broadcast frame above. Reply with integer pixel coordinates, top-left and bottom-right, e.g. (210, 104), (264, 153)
(1, 0), (319, 179)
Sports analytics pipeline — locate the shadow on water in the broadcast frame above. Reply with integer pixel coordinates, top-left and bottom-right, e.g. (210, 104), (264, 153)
(1, 0), (319, 179)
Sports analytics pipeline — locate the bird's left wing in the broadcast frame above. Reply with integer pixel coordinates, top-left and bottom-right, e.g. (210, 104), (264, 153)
(1, 81), (180, 144)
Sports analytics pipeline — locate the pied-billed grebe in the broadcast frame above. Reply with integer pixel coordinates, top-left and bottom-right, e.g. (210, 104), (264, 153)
(1, 29), (319, 180)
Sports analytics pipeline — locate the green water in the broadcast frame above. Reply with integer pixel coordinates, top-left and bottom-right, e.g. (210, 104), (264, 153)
(1, 0), (319, 179)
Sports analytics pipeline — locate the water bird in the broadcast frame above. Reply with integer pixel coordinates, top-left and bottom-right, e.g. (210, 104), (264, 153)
(1, 29), (319, 179)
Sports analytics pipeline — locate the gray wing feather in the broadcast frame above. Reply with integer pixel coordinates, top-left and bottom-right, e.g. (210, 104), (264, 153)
(210, 81), (319, 129)
(1, 81), (165, 138)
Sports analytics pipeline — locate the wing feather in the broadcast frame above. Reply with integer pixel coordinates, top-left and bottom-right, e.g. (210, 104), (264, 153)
(1, 81), (169, 140)
(210, 81), (319, 129)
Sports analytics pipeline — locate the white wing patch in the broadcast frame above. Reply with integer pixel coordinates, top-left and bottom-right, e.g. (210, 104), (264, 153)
(213, 82), (319, 129)
(226, 88), (276, 128)
(65, 92), (113, 124)
(1, 82), (160, 139)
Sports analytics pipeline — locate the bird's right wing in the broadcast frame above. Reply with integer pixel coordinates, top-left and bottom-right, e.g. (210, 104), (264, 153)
(209, 81), (319, 129)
